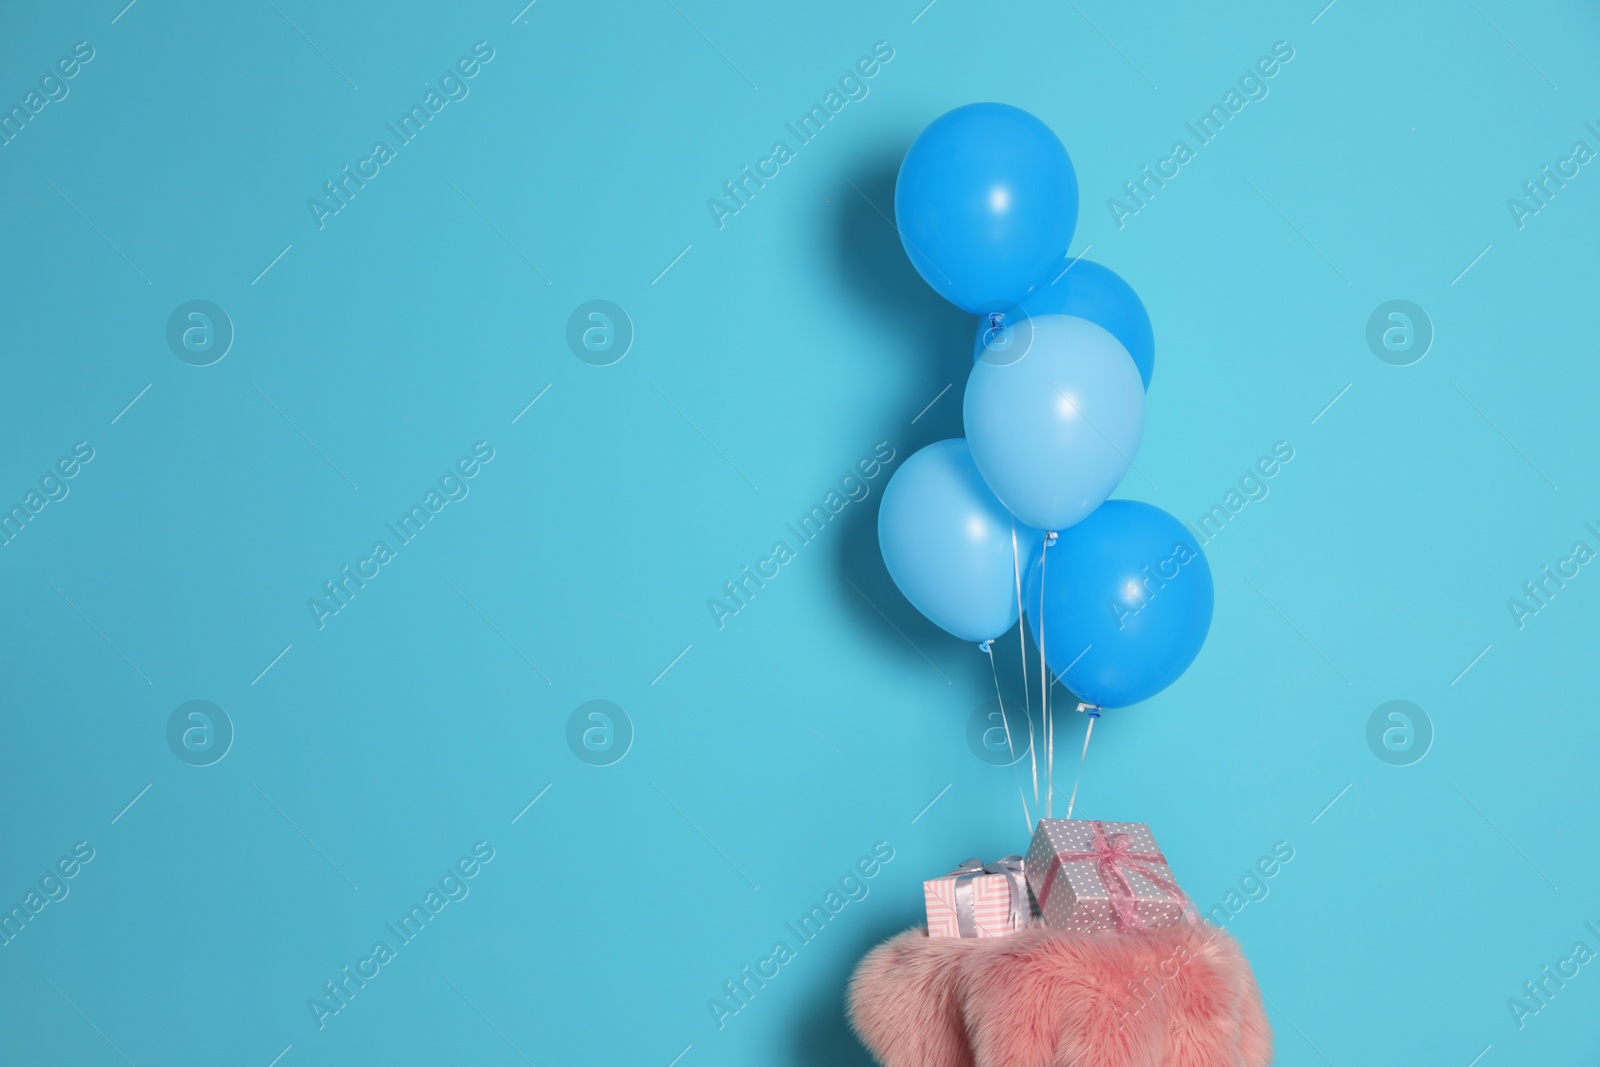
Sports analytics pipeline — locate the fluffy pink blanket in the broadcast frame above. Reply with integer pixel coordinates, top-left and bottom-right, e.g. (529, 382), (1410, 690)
(847, 922), (1271, 1067)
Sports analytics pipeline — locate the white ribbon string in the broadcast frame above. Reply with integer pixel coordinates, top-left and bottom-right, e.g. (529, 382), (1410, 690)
(981, 641), (1017, 767)
(1010, 522), (1038, 815)
(1040, 534), (1053, 818)
(1064, 703), (1101, 820)
(982, 640), (1031, 835)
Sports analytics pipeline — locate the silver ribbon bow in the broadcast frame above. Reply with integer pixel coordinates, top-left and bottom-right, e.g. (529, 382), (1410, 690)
(948, 855), (1026, 937)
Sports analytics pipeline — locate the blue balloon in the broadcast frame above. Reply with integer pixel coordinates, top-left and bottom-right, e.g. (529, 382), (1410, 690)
(895, 104), (1078, 315)
(973, 260), (1155, 390)
(964, 314), (1145, 533)
(1025, 500), (1213, 708)
(878, 439), (1044, 643)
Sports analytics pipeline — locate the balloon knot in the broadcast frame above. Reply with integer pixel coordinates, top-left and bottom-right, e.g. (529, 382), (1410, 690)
(982, 312), (1006, 347)
(978, 639), (993, 653)
(1045, 531), (1059, 547)
(1076, 702), (1101, 718)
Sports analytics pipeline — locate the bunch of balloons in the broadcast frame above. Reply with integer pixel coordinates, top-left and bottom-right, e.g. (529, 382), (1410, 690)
(878, 104), (1212, 710)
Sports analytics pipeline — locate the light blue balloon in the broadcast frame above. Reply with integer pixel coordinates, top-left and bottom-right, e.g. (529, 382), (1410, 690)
(878, 439), (1044, 643)
(895, 103), (1078, 315)
(964, 314), (1145, 532)
(1025, 500), (1213, 708)
(973, 259), (1155, 390)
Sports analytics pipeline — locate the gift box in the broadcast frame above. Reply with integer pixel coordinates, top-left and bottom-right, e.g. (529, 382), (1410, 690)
(923, 856), (1029, 939)
(1025, 819), (1189, 934)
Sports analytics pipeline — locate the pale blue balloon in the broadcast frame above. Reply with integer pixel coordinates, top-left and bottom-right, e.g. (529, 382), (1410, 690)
(964, 314), (1145, 532)
(878, 439), (1044, 643)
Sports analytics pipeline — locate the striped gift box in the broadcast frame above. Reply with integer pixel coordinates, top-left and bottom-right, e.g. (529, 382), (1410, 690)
(923, 858), (1029, 939)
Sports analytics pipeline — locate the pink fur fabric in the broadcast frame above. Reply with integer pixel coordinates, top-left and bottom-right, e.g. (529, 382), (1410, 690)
(847, 921), (1271, 1067)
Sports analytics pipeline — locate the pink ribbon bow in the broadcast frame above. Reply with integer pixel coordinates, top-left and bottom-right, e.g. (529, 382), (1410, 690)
(1038, 821), (1190, 933)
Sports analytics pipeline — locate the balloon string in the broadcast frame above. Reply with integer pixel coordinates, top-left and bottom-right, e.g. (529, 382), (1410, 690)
(981, 641), (1016, 766)
(1040, 533), (1053, 819)
(982, 640), (1030, 834)
(1065, 704), (1101, 820)
(1010, 522), (1038, 816)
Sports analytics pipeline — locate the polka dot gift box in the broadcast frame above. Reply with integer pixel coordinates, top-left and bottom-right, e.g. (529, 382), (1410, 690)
(1025, 819), (1190, 934)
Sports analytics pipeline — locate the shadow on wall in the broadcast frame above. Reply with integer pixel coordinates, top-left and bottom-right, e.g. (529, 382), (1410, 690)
(788, 910), (914, 1067)
(790, 144), (1026, 1065)
(829, 475), (995, 697)
(830, 142), (973, 439)
(826, 146), (989, 688)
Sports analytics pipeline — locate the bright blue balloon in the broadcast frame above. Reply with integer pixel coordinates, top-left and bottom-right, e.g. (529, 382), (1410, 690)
(1025, 500), (1213, 708)
(973, 260), (1155, 390)
(895, 103), (1078, 315)
(964, 314), (1144, 533)
(878, 439), (1044, 643)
